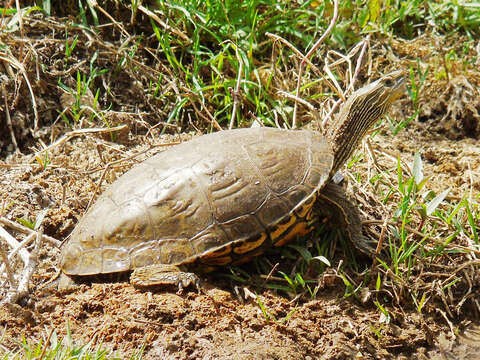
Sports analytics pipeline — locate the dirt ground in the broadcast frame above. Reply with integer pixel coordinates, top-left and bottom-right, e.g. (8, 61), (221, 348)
(1, 8), (480, 360)
(1, 118), (480, 359)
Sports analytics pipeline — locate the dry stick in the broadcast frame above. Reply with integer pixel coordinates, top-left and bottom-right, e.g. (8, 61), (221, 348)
(442, 259), (480, 287)
(321, 98), (342, 130)
(1, 82), (18, 152)
(30, 125), (128, 163)
(0, 240), (15, 288)
(277, 90), (316, 112)
(229, 46), (244, 130)
(371, 218), (388, 269)
(137, 4), (190, 43)
(321, 41), (369, 127)
(372, 147), (413, 178)
(38, 327), (55, 360)
(0, 55), (39, 133)
(5, 228), (42, 304)
(0, 232), (36, 280)
(92, 2), (130, 38)
(0, 0), (15, 33)
(292, 0), (339, 129)
(346, 35), (371, 95)
(365, 137), (381, 171)
(324, 52), (355, 100)
(15, 0), (24, 61)
(0, 217), (60, 247)
(265, 33), (322, 76)
(261, 263), (280, 287)
(4, 232), (36, 266)
(437, 307), (456, 339)
(323, 56), (347, 101)
(189, 99), (222, 131)
(0, 225), (30, 264)
(467, 160), (474, 213)
(264, 35), (324, 123)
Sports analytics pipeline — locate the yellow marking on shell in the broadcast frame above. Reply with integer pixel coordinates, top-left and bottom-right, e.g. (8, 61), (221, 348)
(202, 244), (232, 258)
(201, 255), (233, 266)
(295, 194), (316, 220)
(295, 203), (311, 219)
(233, 233), (267, 254)
(269, 214), (297, 241)
(273, 221), (311, 247)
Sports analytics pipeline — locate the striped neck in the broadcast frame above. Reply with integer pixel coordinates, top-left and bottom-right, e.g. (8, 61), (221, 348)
(326, 71), (405, 173)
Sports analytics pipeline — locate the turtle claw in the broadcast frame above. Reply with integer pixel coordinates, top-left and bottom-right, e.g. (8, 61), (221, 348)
(176, 273), (202, 295)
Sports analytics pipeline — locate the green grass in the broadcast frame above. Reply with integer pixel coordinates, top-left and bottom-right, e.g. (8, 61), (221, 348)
(128, 0), (478, 129)
(1, 329), (144, 360)
(21, 0), (477, 132)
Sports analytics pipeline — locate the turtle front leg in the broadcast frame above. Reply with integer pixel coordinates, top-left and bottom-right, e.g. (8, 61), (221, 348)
(130, 264), (201, 294)
(317, 182), (378, 256)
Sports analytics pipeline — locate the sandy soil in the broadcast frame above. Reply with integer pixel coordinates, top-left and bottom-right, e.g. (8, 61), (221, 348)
(1, 117), (479, 359)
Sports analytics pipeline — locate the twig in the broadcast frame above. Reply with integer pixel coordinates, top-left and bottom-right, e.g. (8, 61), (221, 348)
(189, 100), (222, 131)
(0, 217), (60, 247)
(0, 225), (30, 264)
(137, 4), (190, 43)
(15, 0), (24, 61)
(0, 54), (39, 133)
(92, 1), (130, 38)
(261, 263), (279, 287)
(323, 56), (347, 101)
(436, 307), (456, 339)
(277, 90), (316, 112)
(322, 98), (343, 129)
(442, 259), (480, 286)
(229, 46), (244, 130)
(292, 0), (338, 129)
(0, 232), (36, 278)
(371, 218), (388, 268)
(321, 41), (371, 127)
(0, 239), (15, 288)
(346, 35), (370, 94)
(4, 228), (42, 304)
(38, 327), (54, 360)
(1, 81), (18, 152)
(0, 1), (15, 34)
(265, 32), (322, 75)
(30, 125), (128, 163)
(5, 232), (35, 262)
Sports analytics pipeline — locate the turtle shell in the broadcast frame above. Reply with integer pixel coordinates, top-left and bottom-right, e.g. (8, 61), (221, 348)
(60, 127), (334, 276)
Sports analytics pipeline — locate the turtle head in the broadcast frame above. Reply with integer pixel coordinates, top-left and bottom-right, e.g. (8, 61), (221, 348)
(328, 70), (405, 173)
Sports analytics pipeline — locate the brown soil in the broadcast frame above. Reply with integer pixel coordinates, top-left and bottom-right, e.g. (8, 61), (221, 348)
(1, 8), (480, 360)
(1, 119), (480, 359)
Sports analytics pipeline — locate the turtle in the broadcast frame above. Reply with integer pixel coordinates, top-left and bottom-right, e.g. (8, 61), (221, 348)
(60, 71), (405, 291)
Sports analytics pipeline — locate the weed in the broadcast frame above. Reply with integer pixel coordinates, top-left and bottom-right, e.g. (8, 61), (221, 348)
(1, 326), (144, 360)
(58, 51), (108, 127)
(256, 294), (298, 325)
(64, 33), (78, 67)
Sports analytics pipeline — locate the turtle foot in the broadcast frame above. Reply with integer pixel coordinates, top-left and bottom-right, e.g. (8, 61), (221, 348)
(130, 264), (201, 294)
